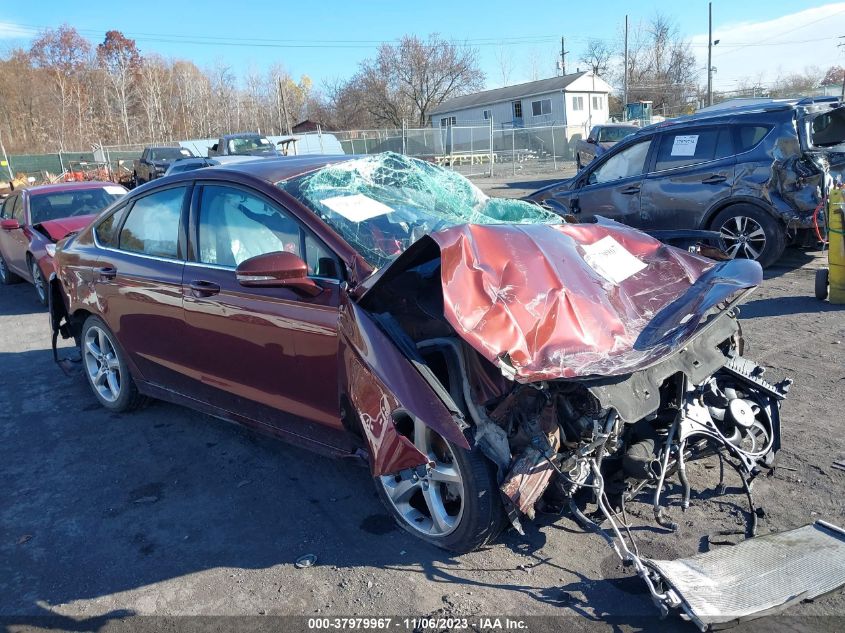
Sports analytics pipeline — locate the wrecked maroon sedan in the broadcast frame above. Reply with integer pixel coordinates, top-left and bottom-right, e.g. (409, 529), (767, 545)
(0, 181), (127, 305)
(48, 153), (845, 629)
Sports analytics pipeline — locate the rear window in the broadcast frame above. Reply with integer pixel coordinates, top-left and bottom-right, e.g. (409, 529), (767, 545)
(654, 128), (733, 172)
(29, 186), (126, 224)
(736, 125), (771, 153)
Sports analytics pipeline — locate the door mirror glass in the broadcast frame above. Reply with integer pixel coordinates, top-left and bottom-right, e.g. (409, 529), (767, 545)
(235, 251), (322, 296)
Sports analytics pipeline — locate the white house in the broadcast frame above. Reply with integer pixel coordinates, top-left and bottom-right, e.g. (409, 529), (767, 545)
(430, 71), (613, 130)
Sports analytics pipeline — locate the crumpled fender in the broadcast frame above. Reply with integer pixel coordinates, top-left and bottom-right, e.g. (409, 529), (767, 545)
(339, 298), (470, 477)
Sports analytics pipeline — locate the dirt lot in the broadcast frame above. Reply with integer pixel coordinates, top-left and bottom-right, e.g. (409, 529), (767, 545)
(1, 172), (844, 632)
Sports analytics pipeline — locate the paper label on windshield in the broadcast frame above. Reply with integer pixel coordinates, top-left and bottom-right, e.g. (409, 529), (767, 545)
(581, 236), (646, 285)
(321, 194), (392, 222)
(671, 135), (698, 156)
(104, 185), (126, 195)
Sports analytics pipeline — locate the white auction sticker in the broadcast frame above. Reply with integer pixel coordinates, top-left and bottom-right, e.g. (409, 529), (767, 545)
(671, 134), (699, 157)
(104, 185), (126, 195)
(321, 193), (392, 222)
(581, 235), (647, 284)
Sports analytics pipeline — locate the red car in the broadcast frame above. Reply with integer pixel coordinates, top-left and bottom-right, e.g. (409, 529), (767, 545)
(48, 153), (837, 626)
(0, 181), (127, 305)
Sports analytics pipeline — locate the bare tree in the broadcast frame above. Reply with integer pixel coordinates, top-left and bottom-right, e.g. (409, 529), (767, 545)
(612, 14), (698, 115)
(579, 39), (612, 77)
(494, 44), (514, 87)
(348, 34), (484, 127)
(97, 31), (141, 143)
(29, 25), (91, 150)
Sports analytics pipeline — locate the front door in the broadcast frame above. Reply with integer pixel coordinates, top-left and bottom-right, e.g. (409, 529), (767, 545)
(573, 136), (654, 227)
(180, 183), (345, 440)
(640, 127), (735, 230)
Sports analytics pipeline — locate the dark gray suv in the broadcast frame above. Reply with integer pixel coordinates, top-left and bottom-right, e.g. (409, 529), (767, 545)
(528, 98), (845, 267)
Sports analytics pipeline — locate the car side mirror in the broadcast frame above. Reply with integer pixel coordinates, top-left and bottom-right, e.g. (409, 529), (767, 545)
(587, 137), (596, 144)
(235, 251), (322, 297)
(1, 218), (20, 231)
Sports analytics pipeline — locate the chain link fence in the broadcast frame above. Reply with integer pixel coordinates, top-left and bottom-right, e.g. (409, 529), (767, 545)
(333, 122), (587, 178)
(4, 123), (587, 184)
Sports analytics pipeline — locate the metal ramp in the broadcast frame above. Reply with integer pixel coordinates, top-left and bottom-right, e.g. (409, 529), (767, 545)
(645, 521), (845, 630)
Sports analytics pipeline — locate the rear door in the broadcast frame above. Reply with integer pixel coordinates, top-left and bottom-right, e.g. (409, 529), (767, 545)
(92, 184), (191, 386)
(0, 193), (29, 276)
(639, 126), (735, 230)
(570, 136), (655, 226)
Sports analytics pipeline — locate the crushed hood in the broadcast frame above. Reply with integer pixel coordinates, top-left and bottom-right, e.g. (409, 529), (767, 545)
(364, 219), (761, 382)
(35, 214), (96, 241)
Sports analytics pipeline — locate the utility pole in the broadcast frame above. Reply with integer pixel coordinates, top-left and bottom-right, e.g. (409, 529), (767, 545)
(560, 37), (569, 75)
(623, 15), (629, 119)
(707, 2), (714, 107)
(278, 76), (292, 135)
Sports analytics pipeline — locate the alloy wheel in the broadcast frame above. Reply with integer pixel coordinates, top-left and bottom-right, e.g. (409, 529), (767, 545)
(31, 261), (46, 304)
(379, 421), (465, 537)
(0, 255), (8, 283)
(718, 215), (767, 261)
(83, 326), (123, 403)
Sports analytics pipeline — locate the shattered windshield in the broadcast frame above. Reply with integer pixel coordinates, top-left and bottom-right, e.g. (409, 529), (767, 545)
(277, 152), (561, 268)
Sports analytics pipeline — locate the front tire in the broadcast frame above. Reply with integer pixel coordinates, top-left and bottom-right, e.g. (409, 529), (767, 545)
(81, 316), (145, 412)
(712, 205), (786, 268)
(375, 419), (503, 553)
(29, 257), (47, 306)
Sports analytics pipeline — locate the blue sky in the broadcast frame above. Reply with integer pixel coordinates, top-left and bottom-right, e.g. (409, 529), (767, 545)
(2, 1), (843, 92)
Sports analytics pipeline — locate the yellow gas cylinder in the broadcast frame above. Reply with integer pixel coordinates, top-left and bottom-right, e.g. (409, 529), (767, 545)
(828, 188), (845, 304)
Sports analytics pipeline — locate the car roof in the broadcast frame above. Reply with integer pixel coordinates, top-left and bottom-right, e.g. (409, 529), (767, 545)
(210, 155), (356, 183)
(21, 181), (122, 195)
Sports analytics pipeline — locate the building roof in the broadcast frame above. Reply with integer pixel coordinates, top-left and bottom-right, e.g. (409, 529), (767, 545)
(431, 72), (590, 115)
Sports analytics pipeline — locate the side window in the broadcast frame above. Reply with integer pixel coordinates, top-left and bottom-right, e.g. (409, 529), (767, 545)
(197, 185), (338, 277)
(591, 139), (652, 184)
(11, 196), (24, 222)
(95, 205), (130, 247)
(654, 128), (733, 171)
(736, 125), (771, 153)
(119, 187), (186, 258)
(0, 195), (16, 219)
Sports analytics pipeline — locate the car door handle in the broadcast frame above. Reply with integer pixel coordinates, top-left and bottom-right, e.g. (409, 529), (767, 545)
(702, 175), (727, 184)
(621, 185), (640, 195)
(189, 280), (221, 298)
(96, 266), (117, 280)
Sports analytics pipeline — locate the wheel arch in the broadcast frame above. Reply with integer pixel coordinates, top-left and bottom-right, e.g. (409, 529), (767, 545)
(700, 196), (786, 230)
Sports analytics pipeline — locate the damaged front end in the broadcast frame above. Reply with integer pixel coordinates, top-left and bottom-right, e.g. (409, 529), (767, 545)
(346, 217), (845, 628)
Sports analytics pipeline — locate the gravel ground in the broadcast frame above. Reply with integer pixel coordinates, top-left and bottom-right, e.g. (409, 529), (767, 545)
(1, 173), (844, 632)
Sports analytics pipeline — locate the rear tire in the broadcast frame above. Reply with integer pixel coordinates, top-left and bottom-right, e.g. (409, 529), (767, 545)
(80, 315), (146, 412)
(712, 204), (786, 268)
(0, 251), (21, 284)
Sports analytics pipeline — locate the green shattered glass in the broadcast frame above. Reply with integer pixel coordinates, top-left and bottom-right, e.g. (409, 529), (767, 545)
(278, 152), (561, 268)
